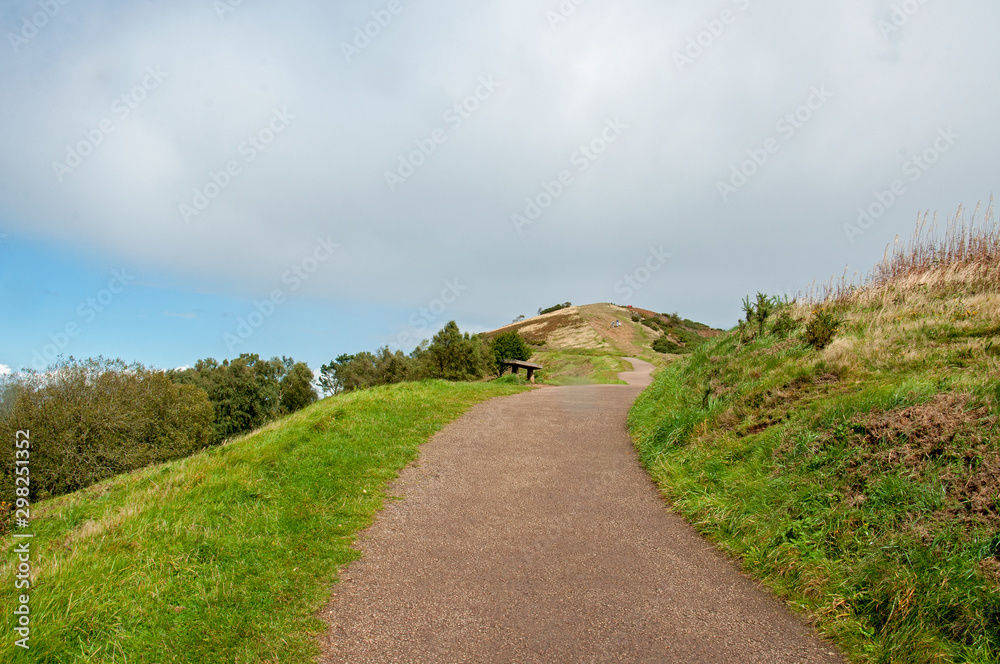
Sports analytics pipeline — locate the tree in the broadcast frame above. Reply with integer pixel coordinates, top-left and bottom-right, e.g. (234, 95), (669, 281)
(170, 353), (286, 442)
(280, 362), (318, 412)
(490, 331), (532, 375)
(1, 358), (214, 500)
(422, 321), (491, 380)
(338, 352), (378, 392)
(319, 354), (354, 396)
(373, 346), (412, 385)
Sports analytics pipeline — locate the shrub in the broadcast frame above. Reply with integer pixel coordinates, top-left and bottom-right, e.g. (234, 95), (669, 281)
(803, 309), (843, 349)
(0, 359), (214, 500)
(653, 336), (684, 354)
(538, 302), (572, 315)
(641, 316), (664, 332)
(771, 310), (799, 338)
(322, 322), (494, 393)
(742, 292), (781, 337)
(490, 331), (532, 375)
(318, 348), (413, 394)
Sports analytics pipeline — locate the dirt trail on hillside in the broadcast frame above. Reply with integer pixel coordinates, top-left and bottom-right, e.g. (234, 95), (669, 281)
(318, 358), (844, 663)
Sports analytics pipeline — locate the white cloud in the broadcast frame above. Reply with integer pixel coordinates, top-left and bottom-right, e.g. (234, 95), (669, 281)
(2, 0), (998, 326)
(0, 364), (11, 376)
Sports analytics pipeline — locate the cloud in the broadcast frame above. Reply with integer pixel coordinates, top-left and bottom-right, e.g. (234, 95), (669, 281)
(2, 0), (998, 330)
(0, 364), (11, 375)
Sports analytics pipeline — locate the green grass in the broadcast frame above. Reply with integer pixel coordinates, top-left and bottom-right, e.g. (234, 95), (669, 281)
(530, 349), (629, 385)
(0, 379), (529, 663)
(628, 294), (1000, 664)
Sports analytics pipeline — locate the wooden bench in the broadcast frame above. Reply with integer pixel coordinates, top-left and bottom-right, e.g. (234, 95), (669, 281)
(500, 359), (543, 383)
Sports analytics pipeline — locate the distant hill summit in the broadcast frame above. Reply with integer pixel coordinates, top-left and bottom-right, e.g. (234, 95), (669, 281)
(484, 304), (720, 384)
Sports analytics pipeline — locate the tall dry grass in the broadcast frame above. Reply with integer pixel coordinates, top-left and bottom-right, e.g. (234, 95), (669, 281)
(802, 198), (998, 305)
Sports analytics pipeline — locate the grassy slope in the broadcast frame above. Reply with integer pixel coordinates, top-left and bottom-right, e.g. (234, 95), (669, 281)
(0, 380), (529, 663)
(531, 349), (630, 385)
(629, 281), (1000, 663)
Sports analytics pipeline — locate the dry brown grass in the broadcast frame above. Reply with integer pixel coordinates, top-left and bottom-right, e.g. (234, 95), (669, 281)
(488, 307), (608, 349)
(847, 393), (1000, 530)
(784, 200), (1000, 376)
(802, 198), (998, 307)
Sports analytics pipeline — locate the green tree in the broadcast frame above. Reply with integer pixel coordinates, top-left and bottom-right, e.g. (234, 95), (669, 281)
(279, 362), (318, 412)
(490, 331), (532, 375)
(170, 353), (285, 442)
(423, 321), (491, 380)
(319, 354), (354, 395)
(338, 352), (378, 392)
(1, 358), (214, 500)
(373, 346), (412, 385)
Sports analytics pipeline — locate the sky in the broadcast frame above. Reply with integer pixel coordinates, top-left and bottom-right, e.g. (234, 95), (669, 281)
(1, 0), (997, 374)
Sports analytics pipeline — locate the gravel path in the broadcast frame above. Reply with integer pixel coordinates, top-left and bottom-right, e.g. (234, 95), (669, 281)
(318, 359), (845, 663)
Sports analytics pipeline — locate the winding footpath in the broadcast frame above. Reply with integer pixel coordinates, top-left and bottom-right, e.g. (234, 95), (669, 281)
(319, 359), (845, 663)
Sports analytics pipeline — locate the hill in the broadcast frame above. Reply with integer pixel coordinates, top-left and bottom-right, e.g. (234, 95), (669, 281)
(628, 208), (1000, 663)
(486, 303), (720, 385)
(0, 380), (530, 662)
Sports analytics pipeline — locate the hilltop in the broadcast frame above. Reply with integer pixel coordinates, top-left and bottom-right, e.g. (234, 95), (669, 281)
(485, 303), (720, 385)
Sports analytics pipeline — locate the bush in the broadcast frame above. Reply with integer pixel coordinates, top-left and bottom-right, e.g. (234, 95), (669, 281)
(742, 292), (781, 337)
(490, 330), (532, 375)
(0, 359), (214, 500)
(653, 336), (684, 354)
(321, 322), (494, 394)
(803, 309), (843, 350)
(538, 302), (572, 315)
(321, 348), (414, 394)
(771, 310), (799, 338)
